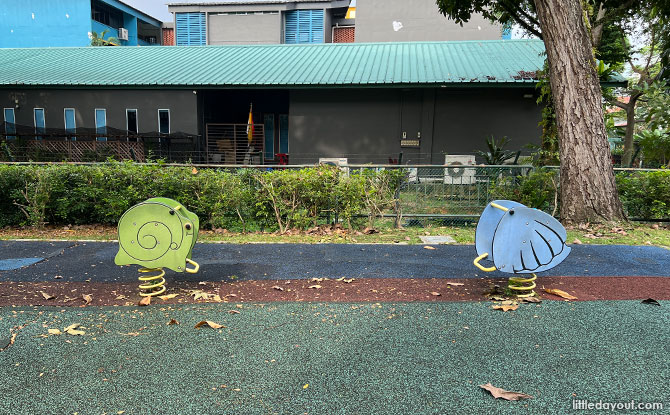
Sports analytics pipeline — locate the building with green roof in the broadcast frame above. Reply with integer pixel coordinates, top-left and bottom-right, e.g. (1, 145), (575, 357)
(0, 39), (553, 164)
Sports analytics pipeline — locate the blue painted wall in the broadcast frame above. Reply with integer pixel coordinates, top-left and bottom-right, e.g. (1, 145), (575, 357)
(0, 0), (92, 47)
(0, 0), (162, 48)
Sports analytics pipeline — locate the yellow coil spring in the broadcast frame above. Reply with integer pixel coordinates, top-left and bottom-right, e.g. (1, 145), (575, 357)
(138, 267), (166, 297)
(508, 273), (537, 298)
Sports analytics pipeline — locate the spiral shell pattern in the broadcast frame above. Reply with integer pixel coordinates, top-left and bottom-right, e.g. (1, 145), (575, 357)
(117, 203), (184, 264)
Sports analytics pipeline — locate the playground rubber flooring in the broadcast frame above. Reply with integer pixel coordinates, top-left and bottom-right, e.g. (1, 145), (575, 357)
(0, 241), (668, 414)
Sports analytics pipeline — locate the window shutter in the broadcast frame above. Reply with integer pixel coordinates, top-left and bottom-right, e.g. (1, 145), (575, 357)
(176, 12), (206, 46)
(310, 10), (324, 43)
(284, 11), (298, 44)
(284, 10), (323, 44)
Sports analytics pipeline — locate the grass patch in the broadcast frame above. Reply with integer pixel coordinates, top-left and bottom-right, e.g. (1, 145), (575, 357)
(0, 220), (667, 247)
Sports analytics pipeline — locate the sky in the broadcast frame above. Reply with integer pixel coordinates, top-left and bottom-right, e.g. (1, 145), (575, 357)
(122, 0), (176, 22)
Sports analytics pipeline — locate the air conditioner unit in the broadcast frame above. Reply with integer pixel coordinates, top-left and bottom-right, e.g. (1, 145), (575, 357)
(118, 28), (129, 41)
(319, 157), (349, 175)
(444, 155), (476, 184)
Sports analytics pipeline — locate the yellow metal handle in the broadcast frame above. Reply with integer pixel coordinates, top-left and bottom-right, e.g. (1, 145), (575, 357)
(473, 253), (497, 272)
(185, 258), (200, 273)
(490, 202), (509, 212)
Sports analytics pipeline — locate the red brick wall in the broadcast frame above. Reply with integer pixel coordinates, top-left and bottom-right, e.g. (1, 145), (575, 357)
(333, 26), (355, 43)
(162, 28), (174, 46)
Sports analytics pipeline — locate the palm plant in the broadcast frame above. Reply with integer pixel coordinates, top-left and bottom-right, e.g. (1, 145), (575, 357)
(90, 30), (119, 46)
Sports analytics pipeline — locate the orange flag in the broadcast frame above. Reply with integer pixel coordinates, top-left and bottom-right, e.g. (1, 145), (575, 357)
(246, 104), (254, 144)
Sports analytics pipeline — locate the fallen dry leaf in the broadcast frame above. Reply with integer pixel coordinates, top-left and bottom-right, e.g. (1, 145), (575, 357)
(521, 296), (542, 304)
(158, 294), (179, 300)
(47, 328), (62, 335)
(641, 298), (661, 306)
(423, 246), (436, 250)
(493, 304), (519, 312)
(308, 285), (322, 289)
(446, 282), (465, 286)
(572, 238), (583, 245)
(191, 291), (216, 301)
(272, 286), (284, 291)
(66, 328), (85, 336)
(479, 383), (532, 400)
(138, 296), (151, 306)
(63, 324), (80, 332)
(40, 291), (55, 300)
(544, 288), (577, 300)
(342, 278), (355, 283)
(167, 319), (179, 325)
(82, 294), (93, 305)
(430, 292), (441, 296)
(227, 310), (241, 314)
(194, 321), (226, 329)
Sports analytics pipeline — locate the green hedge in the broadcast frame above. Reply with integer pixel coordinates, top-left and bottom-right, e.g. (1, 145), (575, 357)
(0, 163), (405, 231)
(0, 163), (667, 229)
(489, 168), (670, 220)
(616, 170), (670, 219)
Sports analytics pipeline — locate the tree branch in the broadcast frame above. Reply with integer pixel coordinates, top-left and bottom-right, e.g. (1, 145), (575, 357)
(498, 1), (542, 38)
(591, 3), (607, 47)
(592, 0), (636, 28)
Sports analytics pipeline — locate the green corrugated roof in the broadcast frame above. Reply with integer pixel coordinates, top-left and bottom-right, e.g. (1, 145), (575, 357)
(0, 40), (547, 88)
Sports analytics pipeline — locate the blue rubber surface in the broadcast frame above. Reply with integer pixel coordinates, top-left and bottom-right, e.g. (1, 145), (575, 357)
(0, 301), (667, 414)
(0, 241), (668, 282)
(0, 257), (43, 271)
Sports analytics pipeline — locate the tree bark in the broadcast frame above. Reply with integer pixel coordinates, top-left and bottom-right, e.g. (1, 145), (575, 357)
(533, 0), (626, 223)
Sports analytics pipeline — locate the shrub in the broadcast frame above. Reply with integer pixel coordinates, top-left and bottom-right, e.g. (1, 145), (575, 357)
(616, 170), (670, 219)
(489, 168), (559, 213)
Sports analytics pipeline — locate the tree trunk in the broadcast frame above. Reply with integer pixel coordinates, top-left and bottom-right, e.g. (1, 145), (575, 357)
(533, 0), (625, 224)
(621, 94), (641, 167)
(621, 103), (635, 167)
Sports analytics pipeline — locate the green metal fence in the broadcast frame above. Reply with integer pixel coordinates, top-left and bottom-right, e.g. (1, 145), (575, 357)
(347, 165), (534, 220)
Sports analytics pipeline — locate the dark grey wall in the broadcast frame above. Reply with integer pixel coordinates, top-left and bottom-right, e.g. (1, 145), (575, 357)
(288, 87), (541, 164)
(432, 88), (541, 162)
(289, 89), (402, 164)
(1, 89), (199, 135)
(356, 0), (502, 42)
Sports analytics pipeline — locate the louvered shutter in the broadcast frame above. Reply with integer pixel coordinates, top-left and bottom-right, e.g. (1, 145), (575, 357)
(176, 12), (206, 46)
(285, 11), (299, 44)
(309, 10), (324, 43)
(284, 10), (324, 44)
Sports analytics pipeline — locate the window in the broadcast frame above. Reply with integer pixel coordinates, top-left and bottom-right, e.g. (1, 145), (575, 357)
(263, 114), (274, 160)
(279, 114), (289, 153)
(91, 1), (123, 28)
(34, 108), (45, 140)
(158, 109), (170, 135)
(126, 109), (138, 136)
(3, 108), (16, 139)
(175, 12), (206, 46)
(284, 9), (324, 44)
(95, 109), (107, 141)
(64, 108), (76, 139)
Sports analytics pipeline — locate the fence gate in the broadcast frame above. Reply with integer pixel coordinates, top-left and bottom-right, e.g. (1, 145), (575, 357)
(205, 123), (264, 164)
